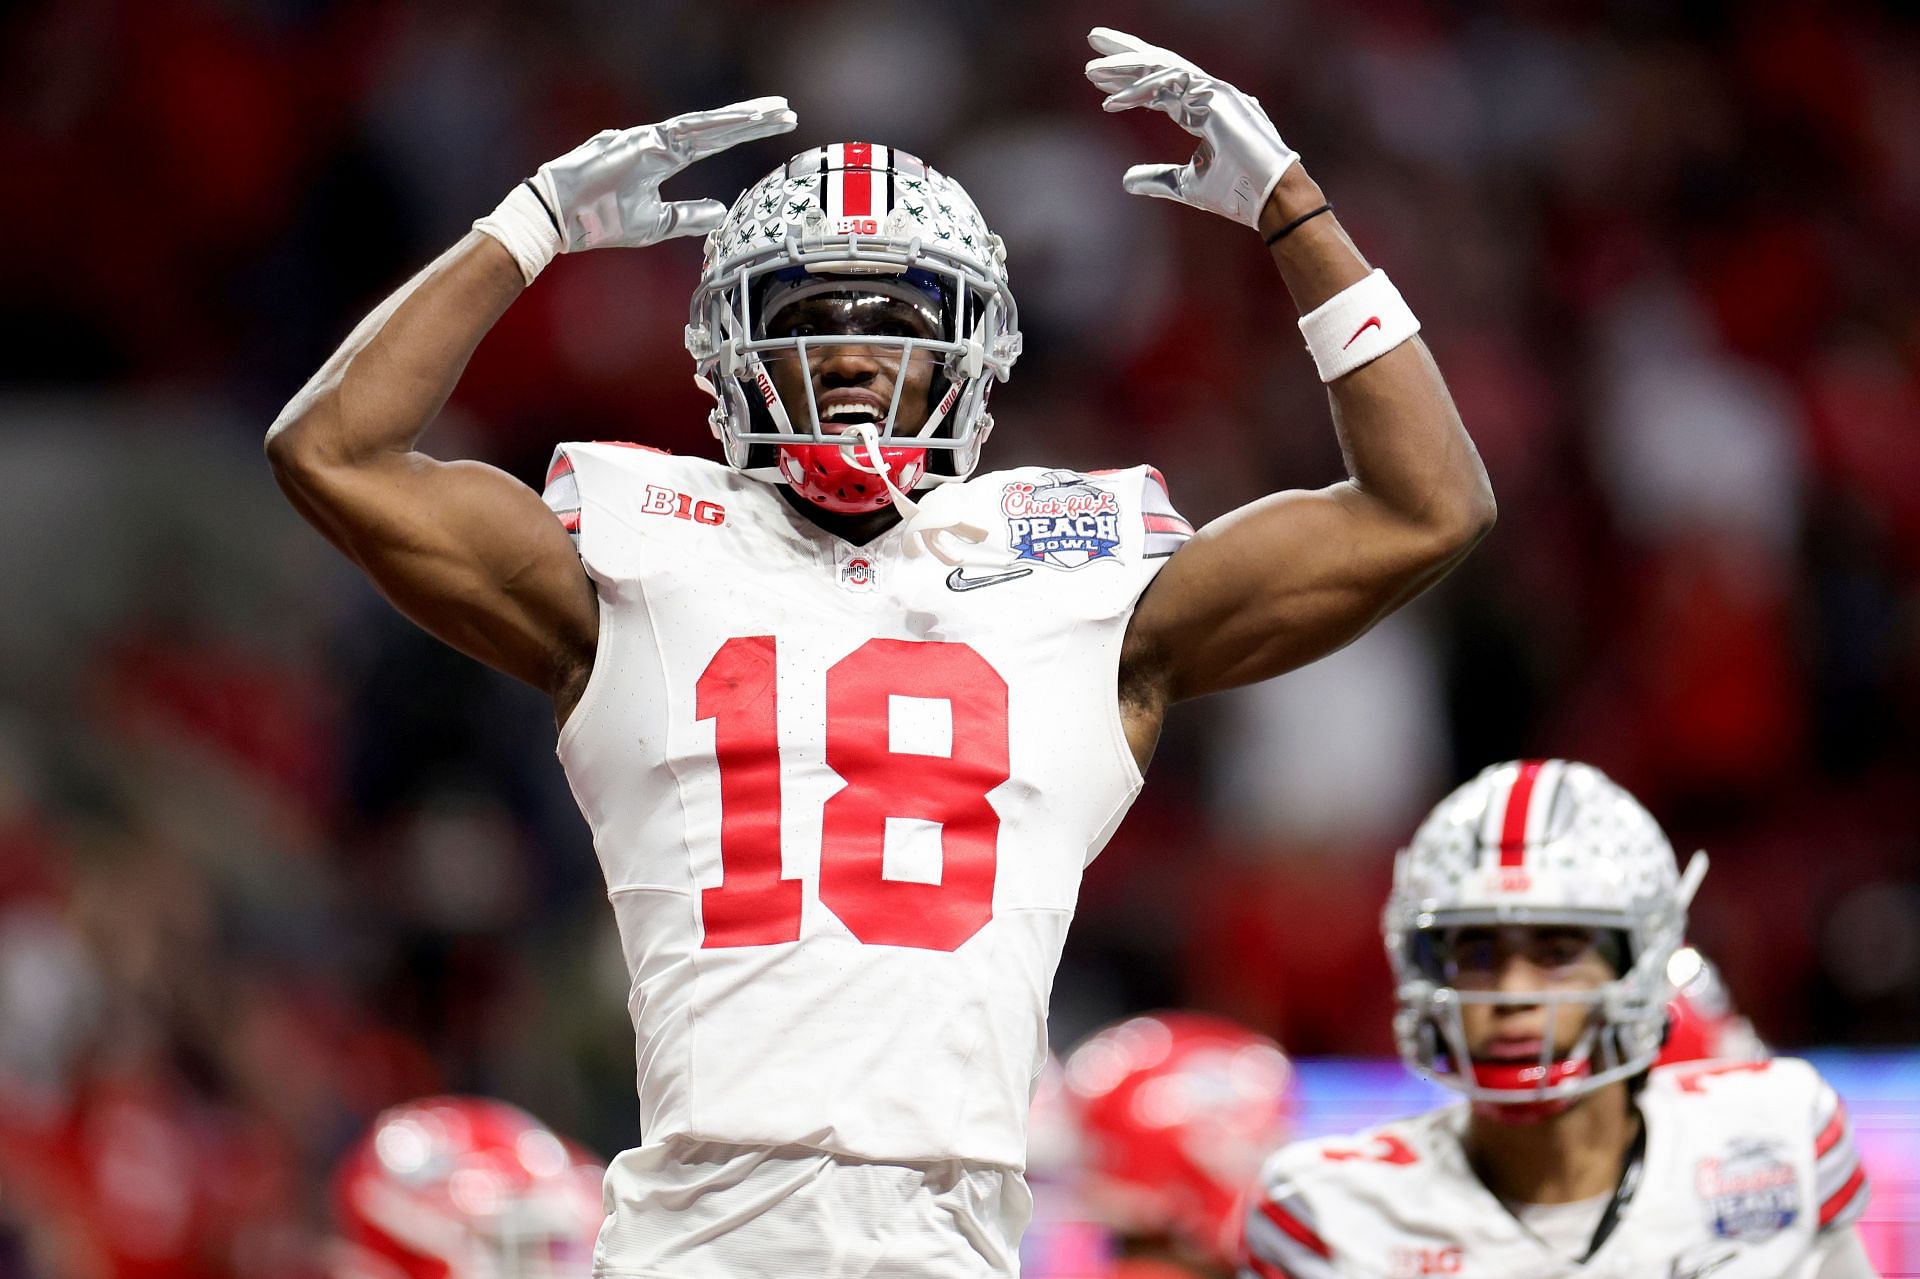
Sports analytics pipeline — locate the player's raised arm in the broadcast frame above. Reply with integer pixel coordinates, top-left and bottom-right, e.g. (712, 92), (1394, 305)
(1085, 31), (1495, 708)
(265, 99), (797, 710)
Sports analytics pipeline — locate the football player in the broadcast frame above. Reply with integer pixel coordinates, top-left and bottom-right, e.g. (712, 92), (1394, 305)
(267, 27), (1494, 1279)
(1068, 1012), (1297, 1279)
(1241, 760), (1876, 1279)
(1022, 1055), (1123, 1279)
(330, 1096), (605, 1279)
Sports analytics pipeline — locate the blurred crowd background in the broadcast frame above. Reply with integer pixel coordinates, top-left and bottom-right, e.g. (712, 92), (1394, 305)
(2, 0), (1918, 1272)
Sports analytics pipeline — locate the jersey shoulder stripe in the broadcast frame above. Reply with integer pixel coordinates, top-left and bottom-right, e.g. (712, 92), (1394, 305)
(1649, 1057), (1872, 1237)
(543, 446), (583, 540)
(1811, 1076), (1869, 1232)
(543, 444), (749, 555)
(1242, 1194), (1338, 1279)
(1242, 1142), (1351, 1279)
(1085, 464), (1194, 557)
(1260, 1197), (1332, 1258)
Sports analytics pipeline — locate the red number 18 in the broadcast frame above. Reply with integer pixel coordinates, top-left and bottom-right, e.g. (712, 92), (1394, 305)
(695, 636), (1009, 952)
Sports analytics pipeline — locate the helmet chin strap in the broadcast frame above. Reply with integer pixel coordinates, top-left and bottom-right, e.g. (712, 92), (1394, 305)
(844, 423), (987, 566)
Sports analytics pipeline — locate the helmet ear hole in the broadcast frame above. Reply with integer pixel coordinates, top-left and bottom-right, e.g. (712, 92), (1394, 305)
(1597, 929), (1631, 978)
(1417, 1018), (1446, 1069)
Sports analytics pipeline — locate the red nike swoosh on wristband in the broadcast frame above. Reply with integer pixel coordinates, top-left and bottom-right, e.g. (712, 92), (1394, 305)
(1343, 316), (1382, 348)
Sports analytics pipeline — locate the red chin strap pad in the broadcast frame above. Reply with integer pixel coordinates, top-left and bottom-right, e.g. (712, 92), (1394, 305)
(777, 443), (927, 514)
(1466, 1057), (1592, 1125)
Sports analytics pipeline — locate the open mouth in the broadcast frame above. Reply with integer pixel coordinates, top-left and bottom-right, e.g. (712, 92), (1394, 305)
(821, 402), (888, 430)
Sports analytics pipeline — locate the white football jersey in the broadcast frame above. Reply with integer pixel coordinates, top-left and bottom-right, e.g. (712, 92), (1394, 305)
(542, 445), (1191, 1172)
(1242, 1058), (1869, 1279)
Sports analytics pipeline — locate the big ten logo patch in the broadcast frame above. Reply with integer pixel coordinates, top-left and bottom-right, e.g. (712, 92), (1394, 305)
(640, 485), (726, 526)
(1696, 1140), (1798, 1241)
(1390, 1246), (1463, 1277)
(1001, 472), (1121, 570)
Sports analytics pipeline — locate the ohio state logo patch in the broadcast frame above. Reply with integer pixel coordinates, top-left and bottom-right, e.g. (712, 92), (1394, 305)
(1697, 1140), (1798, 1241)
(1002, 472), (1121, 570)
(839, 553), (877, 593)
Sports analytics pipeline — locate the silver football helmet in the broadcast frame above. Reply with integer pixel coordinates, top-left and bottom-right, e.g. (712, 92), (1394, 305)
(685, 143), (1022, 493)
(1383, 759), (1709, 1110)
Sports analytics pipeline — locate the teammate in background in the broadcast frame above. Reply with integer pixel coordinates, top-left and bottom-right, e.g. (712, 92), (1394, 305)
(267, 25), (1493, 1278)
(1023, 1056), (1123, 1279)
(1658, 944), (1768, 1068)
(1068, 1013), (1296, 1278)
(1241, 760), (1876, 1279)
(329, 1096), (604, 1279)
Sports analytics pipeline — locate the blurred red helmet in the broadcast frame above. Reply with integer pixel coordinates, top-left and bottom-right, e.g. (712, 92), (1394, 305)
(1026, 1053), (1086, 1183)
(1657, 945), (1768, 1067)
(1063, 1012), (1295, 1267)
(330, 1097), (603, 1279)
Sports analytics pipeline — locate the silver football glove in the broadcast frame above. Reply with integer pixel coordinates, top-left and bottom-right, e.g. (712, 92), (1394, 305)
(1083, 28), (1298, 230)
(530, 96), (798, 250)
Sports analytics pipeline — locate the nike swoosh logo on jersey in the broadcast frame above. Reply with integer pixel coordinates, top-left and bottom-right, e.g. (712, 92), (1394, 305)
(1343, 315), (1382, 348)
(945, 566), (1034, 592)
(1670, 1249), (1738, 1279)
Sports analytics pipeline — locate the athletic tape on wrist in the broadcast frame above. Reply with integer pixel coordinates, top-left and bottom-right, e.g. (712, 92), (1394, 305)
(1297, 268), (1420, 383)
(473, 183), (562, 286)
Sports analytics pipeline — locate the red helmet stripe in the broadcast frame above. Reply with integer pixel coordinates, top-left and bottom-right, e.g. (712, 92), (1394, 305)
(1497, 759), (1546, 867)
(843, 141), (873, 217)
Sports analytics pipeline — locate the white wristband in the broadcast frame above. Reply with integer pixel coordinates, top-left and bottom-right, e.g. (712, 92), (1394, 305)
(1297, 268), (1420, 383)
(474, 183), (562, 286)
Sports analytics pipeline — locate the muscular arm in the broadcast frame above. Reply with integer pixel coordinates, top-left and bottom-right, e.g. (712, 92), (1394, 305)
(266, 102), (794, 719)
(265, 232), (597, 709)
(1120, 164), (1495, 751)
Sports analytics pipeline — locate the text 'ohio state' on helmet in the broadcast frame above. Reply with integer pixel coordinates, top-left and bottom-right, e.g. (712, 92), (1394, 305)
(330, 1096), (604, 1279)
(1063, 1011), (1295, 1267)
(685, 142), (1022, 513)
(1383, 760), (1709, 1117)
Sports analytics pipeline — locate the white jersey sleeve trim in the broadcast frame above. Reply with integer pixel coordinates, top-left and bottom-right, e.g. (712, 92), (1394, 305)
(1812, 1077), (1869, 1234)
(1139, 465), (1195, 558)
(543, 445), (584, 545)
(1242, 1174), (1338, 1279)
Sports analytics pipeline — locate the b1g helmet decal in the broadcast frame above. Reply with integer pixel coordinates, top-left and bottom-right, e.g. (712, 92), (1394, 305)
(1382, 759), (1709, 1117)
(686, 143), (1022, 506)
